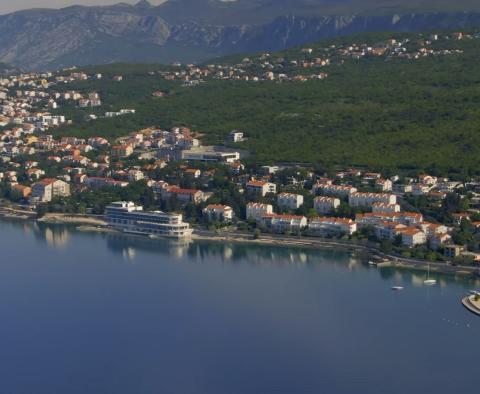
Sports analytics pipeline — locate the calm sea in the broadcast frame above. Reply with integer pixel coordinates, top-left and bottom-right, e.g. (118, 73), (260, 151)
(0, 220), (478, 394)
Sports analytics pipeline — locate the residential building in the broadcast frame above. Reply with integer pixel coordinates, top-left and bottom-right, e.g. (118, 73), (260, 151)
(313, 183), (357, 198)
(308, 217), (357, 235)
(260, 214), (307, 233)
(229, 130), (244, 142)
(372, 202), (401, 213)
(314, 196), (340, 214)
(375, 179), (393, 191)
(444, 244), (464, 259)
(161, 186), (204, 204)
(246, 180), (276, 196)
(85, 177), (129, 189)
(111, 144), (134, 158)
(349, 192), (397, 207)
(10, 184), (31, 199)
(246, 203), (273, 220)
(396, 227), (427, 247)
(356, 212), (424, 227)
(31, 178), (70, 202)
(277, 193), (304, 210)
(203, 204), (234, 222)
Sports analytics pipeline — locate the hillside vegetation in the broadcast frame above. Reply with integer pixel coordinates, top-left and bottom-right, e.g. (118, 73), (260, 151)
(54, 32), (480, 175)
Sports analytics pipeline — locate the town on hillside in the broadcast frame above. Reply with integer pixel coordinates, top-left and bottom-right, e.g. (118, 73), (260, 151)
(1, 31), (480, 266)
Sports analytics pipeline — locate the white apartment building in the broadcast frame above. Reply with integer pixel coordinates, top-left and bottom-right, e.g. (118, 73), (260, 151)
(260, 214), (307, 233)
(246, 180), (277, 196)
(314, 196), (340, 214)
(30, 178), (70, 203)
(349, 192), (397, 207)
(356, 212), (423, 228)
(203, 204), (234, 222)
(313, 183), (357, 198)
(277, 193), (304, 210)
(246, 203), (273, 220)
(308, 217), (357, 235)
(375, 179), (393, 191)
(372, 202), (401, 213)
(229, 130), (244, 142)
(396, 227), (427, 247)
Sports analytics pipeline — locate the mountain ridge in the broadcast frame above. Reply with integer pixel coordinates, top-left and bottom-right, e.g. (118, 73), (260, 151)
(3, 0), (480, 70)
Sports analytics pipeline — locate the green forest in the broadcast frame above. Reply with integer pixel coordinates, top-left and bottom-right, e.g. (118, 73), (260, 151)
(53, 31), (480, 175)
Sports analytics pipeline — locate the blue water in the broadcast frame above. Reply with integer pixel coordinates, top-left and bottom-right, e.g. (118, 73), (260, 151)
(0, 220), (478, 394)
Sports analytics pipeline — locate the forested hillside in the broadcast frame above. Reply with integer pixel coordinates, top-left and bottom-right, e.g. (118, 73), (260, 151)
(52, 31), (480, 175)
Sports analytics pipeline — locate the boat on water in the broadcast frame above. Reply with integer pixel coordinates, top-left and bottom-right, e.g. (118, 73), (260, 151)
(391, 286), (404, 291)
(423, 264), (437, 286)
(368, 261), (377, 267)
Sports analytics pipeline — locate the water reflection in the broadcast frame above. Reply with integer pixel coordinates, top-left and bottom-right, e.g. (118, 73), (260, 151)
(3, 218), (480, 288)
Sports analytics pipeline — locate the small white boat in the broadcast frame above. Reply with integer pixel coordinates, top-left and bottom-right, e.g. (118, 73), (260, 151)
(392, 286), (404, 291)
(368, 261), (377, 267)
(423, 264), (437, 285)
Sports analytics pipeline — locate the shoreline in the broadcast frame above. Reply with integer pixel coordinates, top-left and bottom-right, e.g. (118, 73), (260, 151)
(0, 206), (107, 226)
(191, 231), (479, 277)
(0, 207), (479, 278)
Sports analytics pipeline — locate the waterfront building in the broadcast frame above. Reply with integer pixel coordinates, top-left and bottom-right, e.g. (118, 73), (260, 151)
(260, 214), (307, 233)
(356, 212), (423, 227)
(395, 227), (427, 247)
(203, 204), (234, 222)
(30, 178), (70, 203)
(105, 201), (192, 238)
(308, 217), (357, 235)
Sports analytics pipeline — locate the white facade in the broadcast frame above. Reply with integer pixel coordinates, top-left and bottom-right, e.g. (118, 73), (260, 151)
(308, 217), (357, 235)
(260, 214), (307, 233)
(372, 202), (401, 213)
(314, 196), (340, 214)
(229, 131), (244, 142)
(277, 193), (304, 210)
(246, 180), (277, 196)
(313, 183), (357, 198)
(106, 201), (192, 238)
(203, 205), (234, 222)
(349, 192), (397, 207)
(396, 228), (427, 247)
(246, 203), (273, 220)
(375, 179), (393, 191)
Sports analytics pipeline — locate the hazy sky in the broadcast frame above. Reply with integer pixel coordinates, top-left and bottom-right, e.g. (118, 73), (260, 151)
(0, 0), (166, 15)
